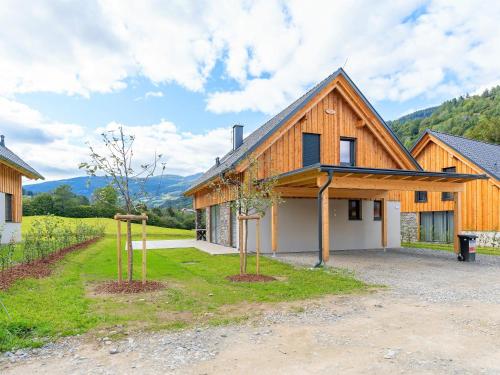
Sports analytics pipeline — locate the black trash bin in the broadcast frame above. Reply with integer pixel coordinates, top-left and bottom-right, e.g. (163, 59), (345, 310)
(457, 234), (478, 262)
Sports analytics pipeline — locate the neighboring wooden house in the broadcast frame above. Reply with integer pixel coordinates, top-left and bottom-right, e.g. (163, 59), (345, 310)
(184, 69), (484, 264)
(0, 135), (44, 243)
(400, 130), (499, 247)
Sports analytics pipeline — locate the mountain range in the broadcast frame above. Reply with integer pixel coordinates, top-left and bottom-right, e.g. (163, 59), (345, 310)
(24, 173), (202, 208)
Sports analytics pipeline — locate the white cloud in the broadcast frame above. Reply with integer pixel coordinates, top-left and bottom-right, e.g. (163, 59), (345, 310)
(1, 0), (499, 110)
(0, 97), (232, 180)
(145, 91), (164, 99)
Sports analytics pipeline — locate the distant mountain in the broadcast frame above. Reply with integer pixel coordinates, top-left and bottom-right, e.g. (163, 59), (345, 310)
(24, 173), (202, 208)
(389, 86), (500, 149)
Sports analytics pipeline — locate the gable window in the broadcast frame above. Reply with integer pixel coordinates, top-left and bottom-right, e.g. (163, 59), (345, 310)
(5, 193), (13, 222)
(348, 200), (362, 220)
(441, 167), (456, 201)
(340, 138), (356, 166)
(373, 200), (382, 221)
(415, 191), (427, 203)
(302, 133), (321, 167)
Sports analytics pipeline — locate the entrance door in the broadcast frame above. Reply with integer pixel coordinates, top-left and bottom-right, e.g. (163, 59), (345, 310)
(419, 211), (454, 243)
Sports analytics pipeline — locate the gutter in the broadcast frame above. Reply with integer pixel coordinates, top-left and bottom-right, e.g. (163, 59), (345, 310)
(314, 169), (333, 268)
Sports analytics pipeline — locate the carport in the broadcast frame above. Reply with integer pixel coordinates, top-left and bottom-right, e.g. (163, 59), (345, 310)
(268, 164), (487, 266)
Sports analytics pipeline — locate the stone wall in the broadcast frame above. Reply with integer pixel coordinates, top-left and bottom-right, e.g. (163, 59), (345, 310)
(400, 212), (418, 243)
(462, 231), (500, 248)
(217, 202), (231, 247)
(205, 203), (232, 246)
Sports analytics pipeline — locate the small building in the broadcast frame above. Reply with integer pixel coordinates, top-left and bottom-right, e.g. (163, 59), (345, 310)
(400, 130), (499, 247)
(184, 69), (484, 263)
(0, 136), (44, 243)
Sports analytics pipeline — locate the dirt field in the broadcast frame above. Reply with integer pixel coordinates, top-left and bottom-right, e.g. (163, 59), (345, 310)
(2, 248), (500, 374)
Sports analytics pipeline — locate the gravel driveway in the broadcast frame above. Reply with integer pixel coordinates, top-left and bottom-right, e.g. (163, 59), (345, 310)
(2, 247), (500, 374)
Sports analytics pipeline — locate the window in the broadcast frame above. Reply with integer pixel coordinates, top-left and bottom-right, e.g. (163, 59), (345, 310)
(441, 167), (456, 201)
(302, 133), (321, 167)
(415, 191), (427, 203)
(348, 200), (362, 220)
(340, 138), (356, 166)
(5, 193), (13, 222)
(373, 200), (382, 221)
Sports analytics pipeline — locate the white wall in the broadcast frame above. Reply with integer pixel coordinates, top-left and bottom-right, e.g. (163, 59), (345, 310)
(246, 198), (401, 253)
(0, 192), (21, 244)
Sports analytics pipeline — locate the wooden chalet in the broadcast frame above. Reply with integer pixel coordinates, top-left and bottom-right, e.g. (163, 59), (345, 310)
(0, 135), (44, 243)
(184, 69), (485, 264)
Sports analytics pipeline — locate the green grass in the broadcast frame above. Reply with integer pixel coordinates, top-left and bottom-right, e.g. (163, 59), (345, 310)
(0, 216), (366, 351)
(402, 241), (500, 256)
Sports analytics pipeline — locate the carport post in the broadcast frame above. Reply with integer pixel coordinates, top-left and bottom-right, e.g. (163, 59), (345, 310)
(453, 191), (462, 254)
(381, 196), (388, 249)
(315, 170), (333, 267)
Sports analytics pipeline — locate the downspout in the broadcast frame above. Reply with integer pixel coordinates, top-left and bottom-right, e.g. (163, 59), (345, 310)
(314, 170), (333, 268)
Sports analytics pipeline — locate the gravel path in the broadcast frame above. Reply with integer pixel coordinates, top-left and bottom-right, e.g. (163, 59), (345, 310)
(2, 247), (500, 374)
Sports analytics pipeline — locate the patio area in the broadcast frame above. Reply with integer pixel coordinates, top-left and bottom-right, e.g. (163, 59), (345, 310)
(131, 239), (238, 255)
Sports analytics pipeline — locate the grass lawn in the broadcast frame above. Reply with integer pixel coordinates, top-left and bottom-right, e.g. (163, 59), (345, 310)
(402, 241), (500, 256)
(0, 216), (366, 351)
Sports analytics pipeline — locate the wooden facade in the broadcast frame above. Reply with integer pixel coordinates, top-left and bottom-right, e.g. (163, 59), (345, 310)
(185, 69), (481, 255)
(400, 133), (499, 232)
(0, 163), (23, 223)
(192, 73), (418, 209)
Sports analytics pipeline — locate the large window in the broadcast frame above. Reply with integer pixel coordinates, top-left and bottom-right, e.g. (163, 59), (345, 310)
(5, 193), (13, 222)
(415, 191), (427, 203)
(302, 133), (321, 167)
(441, 166), (456, 201)
(210, 204), (220, 244)
(373, 200), (382, 221)
(348, 200), (362, 220)
(340, 138), (356, 166)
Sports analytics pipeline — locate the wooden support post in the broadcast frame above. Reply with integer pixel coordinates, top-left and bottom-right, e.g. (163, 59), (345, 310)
(381, 197), (388, 248)
(142, 213), (147, 285)
(238, 217), (244, 275)
(116, 217), (122, 282)
(256, 219), (261, 275)
(271, 202), (278, 255)
(453, 191), (462, 254)
(322, 187), (330, 262)
(126, 220), (132, 282)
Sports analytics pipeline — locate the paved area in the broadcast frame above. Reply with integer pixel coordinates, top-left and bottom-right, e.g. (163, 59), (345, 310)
(131, 239), (238, 255)
(2, 247), (500, 374)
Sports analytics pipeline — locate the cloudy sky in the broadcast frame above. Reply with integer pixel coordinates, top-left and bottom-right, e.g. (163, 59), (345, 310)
(1, 0), (500, 182)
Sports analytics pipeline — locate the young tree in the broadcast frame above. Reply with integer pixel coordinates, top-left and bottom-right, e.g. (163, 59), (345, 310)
(79, 126), (165, 282)
(211, 157), (282, 275)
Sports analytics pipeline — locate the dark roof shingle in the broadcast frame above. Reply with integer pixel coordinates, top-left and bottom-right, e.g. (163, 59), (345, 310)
(427, 130), (500, 180)
(0, 143), (44, 180)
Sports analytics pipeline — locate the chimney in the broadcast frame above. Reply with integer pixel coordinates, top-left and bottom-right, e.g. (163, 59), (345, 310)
(0, 135), (4, 147)
(232, 124), (243, 150)
(215, 157), (220, 166)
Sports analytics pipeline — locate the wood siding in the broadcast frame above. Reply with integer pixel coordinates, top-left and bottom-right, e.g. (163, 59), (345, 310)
(192, 75), (418, 209)
(256, 91), (400, 179)
(0, 163), (23, 222)
(400, 139), (500, 232)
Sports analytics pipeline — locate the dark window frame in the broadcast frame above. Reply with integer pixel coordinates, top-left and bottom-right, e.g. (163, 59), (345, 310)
(340, 137), (356, 167)
(302, 132), (321, 167)
(373, 200), (382, 221)
(348, 199), (362, 220)
(5, 193), (13, 222)
(415, 191), (428, 203)
(441, 166), (456, 201)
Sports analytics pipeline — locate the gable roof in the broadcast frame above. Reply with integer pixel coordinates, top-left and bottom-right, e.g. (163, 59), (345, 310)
(0, 143), (44, 180)
(413, 130), (500, 180)
(185, 68), (420, 194)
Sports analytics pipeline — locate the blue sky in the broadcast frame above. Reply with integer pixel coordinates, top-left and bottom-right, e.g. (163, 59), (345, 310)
(1, 0), (499, 182)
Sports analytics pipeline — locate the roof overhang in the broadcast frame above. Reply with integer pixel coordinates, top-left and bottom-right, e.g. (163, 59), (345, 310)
(0, 157), (44, 180)
(272, 164), (487, 193)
